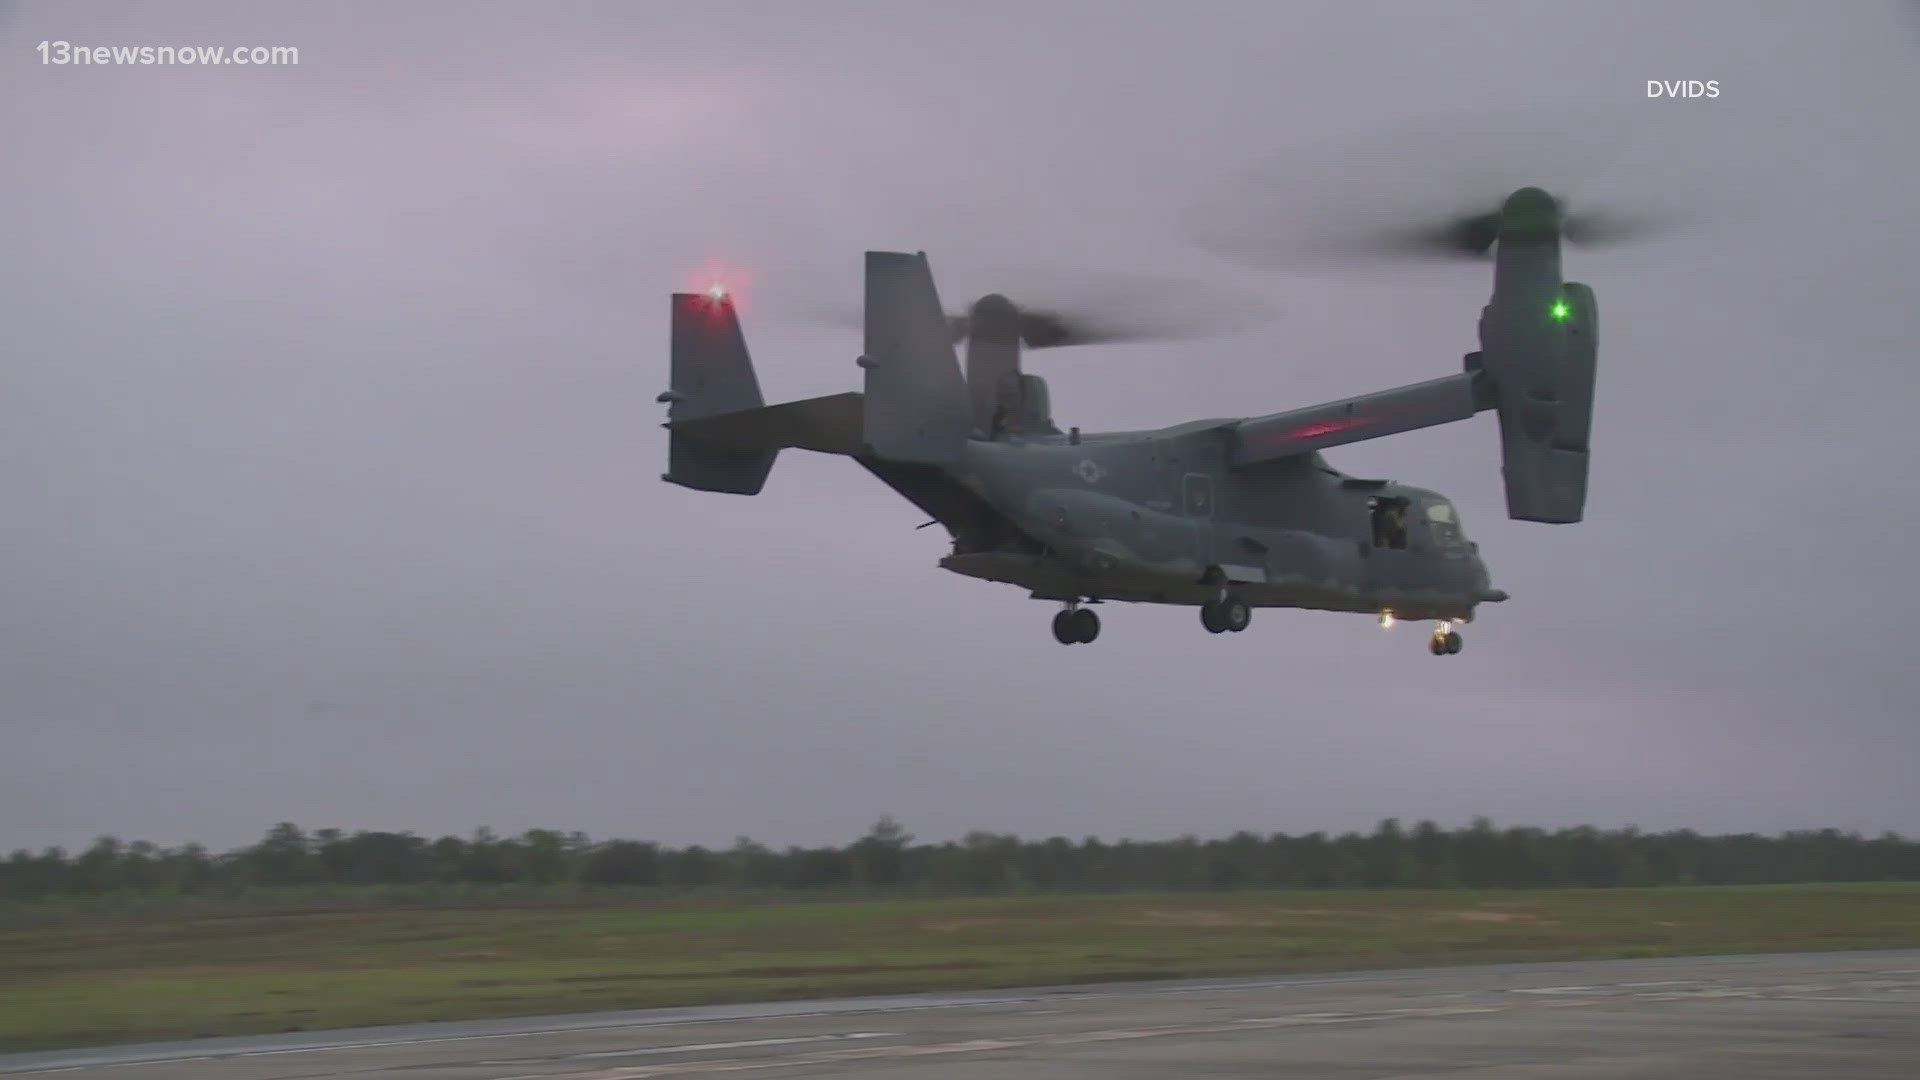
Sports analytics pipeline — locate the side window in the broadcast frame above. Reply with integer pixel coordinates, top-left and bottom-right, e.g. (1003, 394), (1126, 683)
(1369, 497), (1409, 550)
(1425, 502), (1463, 547)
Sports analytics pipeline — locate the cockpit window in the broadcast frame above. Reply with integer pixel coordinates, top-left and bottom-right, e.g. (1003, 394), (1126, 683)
(1425, 501), (1464, 546)
(1426, 503), (1455, 524)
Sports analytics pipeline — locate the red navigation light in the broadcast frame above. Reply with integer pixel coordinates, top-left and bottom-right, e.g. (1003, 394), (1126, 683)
(684, 261), (751, 313)
(1274, 415), (1378, 443)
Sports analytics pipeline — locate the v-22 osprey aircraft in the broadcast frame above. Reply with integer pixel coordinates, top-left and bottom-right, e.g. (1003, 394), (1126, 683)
(658, 188), (1596, 655)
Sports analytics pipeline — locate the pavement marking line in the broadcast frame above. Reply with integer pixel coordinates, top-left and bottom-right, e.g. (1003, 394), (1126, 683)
(1228, 1006), (1367, 1014)
(1774, 995), (1915, 1003)
(481, 1035), (904, 1078)
(7, 1053), (180, 1068)
(573, 1034), (895, 1060)
(496, 1040), (1029, 1080)
(537, 1033), (900, 1062)
(503, 1007), (1538, 1079)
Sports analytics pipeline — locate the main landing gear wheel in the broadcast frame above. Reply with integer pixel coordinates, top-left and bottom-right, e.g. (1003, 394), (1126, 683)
(1200, 596), (1251, 634)
(1052, 606), (1101, 645)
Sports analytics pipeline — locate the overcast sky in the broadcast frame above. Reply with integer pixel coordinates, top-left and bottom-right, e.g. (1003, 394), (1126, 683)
(3, 2), (1917, 854)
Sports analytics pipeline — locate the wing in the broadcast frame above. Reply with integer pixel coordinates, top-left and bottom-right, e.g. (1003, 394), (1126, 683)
(1228, 373), (1485, 467)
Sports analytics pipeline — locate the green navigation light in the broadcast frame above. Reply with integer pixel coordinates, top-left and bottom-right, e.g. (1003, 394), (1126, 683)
(1550, 298), (1571, 321)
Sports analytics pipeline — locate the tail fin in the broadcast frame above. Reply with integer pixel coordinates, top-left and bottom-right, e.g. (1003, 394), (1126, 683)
(858, 252), (971, 464)
(1475, 188), (1597, 524)
(661, 292), (776, 494)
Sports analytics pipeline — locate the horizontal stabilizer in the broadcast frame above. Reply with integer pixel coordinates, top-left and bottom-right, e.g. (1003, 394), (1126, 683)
(665, 438), (775, 495)
(666, 392), (866, 456)
(1230, 373), (1482, 467)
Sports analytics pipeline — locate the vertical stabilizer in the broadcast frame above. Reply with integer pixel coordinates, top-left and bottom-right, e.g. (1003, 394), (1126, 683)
(662, 292), (776, 494)
(860, 252), (971, 464)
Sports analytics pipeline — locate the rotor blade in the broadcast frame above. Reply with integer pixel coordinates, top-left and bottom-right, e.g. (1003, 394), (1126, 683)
(1185, 106), (1674, 271)
(1562, 207), (1679, 246)
(803, 303), (976, 342)
(999, 265), (1277, 350)
(803, 269), (1276, 349)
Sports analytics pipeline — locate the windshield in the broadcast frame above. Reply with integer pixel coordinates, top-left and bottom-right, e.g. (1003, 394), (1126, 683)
(1425, 500), (1464, 546)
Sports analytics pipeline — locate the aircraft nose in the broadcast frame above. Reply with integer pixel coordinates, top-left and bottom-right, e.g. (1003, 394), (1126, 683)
(1470, 555), (1506, 602)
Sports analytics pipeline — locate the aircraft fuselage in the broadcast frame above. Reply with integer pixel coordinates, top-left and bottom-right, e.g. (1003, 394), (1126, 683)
(921, 426), (1499, 621)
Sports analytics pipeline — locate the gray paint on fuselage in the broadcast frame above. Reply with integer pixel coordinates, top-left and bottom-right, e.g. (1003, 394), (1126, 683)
(949, 427), (1493, 619)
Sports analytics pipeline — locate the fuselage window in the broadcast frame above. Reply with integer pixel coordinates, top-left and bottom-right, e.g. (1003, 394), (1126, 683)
(1370, 498), (1409, 550)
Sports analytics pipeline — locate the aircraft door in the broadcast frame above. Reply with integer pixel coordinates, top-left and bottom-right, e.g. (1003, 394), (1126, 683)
(1175, 474), (1205, 518)
(1183, 473), (1215, 568)
(1183, 473), (1214, 517)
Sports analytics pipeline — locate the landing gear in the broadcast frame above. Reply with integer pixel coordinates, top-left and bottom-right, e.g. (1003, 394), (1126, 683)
(1428, 622), (1464, 656)
(1051, 605), (1100, 645)
(1200, 595), (1251, 634)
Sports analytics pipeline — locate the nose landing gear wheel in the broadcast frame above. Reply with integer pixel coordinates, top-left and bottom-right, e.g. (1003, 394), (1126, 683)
(1429, 627), (1464, 655)
(1053, 606), (1101, 644)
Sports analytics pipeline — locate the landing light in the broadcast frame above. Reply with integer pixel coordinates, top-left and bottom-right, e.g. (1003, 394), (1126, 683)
(1379, 612), (1395, 629)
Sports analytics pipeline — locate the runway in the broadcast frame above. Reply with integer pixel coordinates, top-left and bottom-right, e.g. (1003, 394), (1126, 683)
(4, 950), (1917, 1078)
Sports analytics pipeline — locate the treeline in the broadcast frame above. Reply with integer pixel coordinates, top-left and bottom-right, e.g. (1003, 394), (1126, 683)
(4, 817), (1918, 901)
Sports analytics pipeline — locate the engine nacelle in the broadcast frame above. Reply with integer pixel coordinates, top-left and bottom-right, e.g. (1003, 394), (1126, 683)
(1474, 188), (1597, 524)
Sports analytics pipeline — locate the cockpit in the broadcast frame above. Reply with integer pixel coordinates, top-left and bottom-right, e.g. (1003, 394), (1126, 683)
(1369, 490), (1468, 551)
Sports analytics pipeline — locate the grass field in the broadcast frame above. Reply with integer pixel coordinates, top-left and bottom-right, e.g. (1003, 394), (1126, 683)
(4, 884), (1919, 1052)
